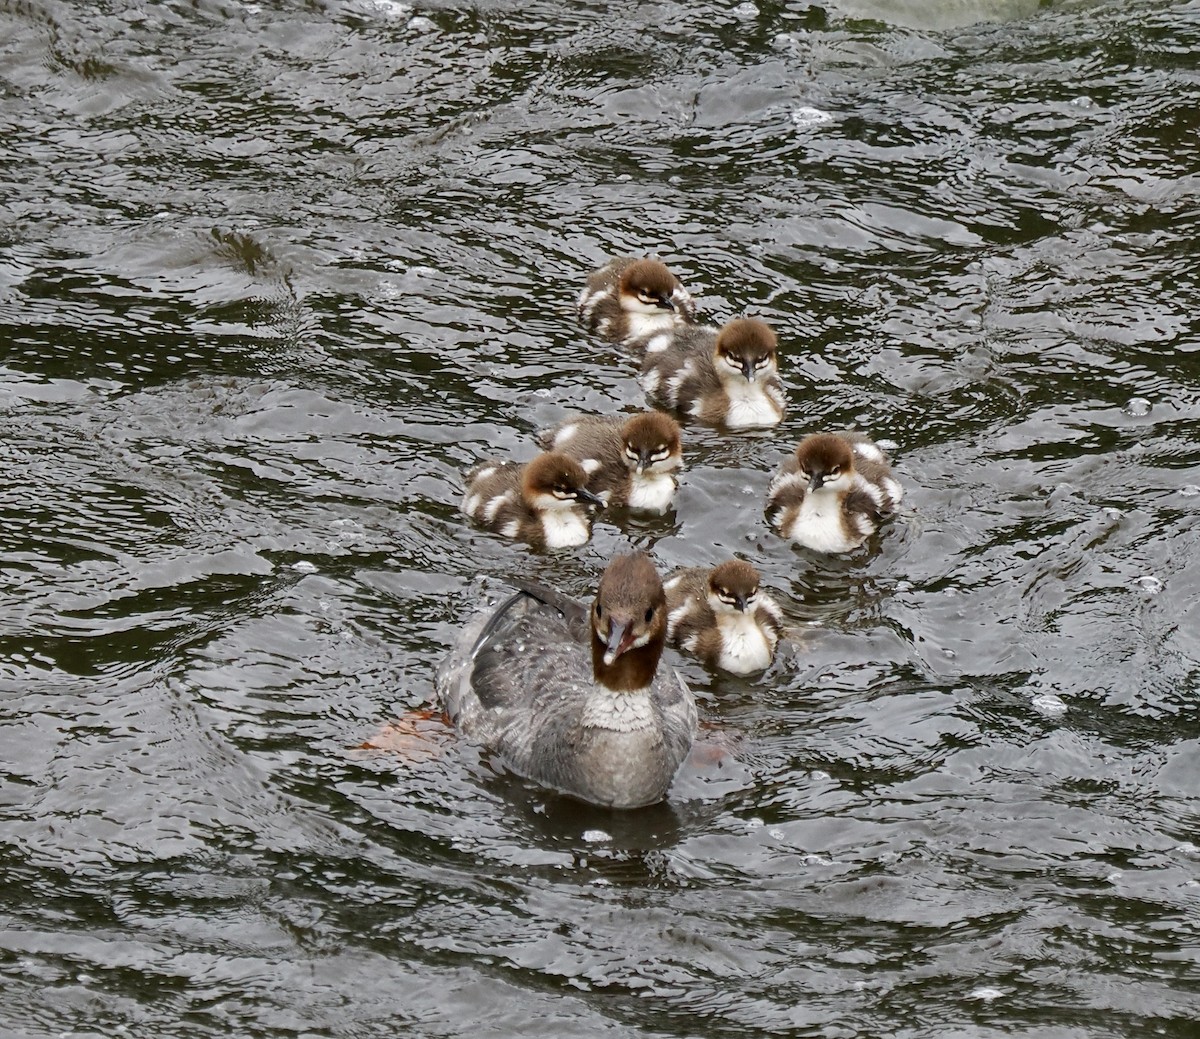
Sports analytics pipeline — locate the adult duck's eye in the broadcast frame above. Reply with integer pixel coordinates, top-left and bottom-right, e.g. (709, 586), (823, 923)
(595, 604), (603, 619)
(644, 607), (654, 623)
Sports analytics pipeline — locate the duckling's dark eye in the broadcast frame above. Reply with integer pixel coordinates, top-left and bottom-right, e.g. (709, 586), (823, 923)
(829, 467), (841, 478)
(644, 606), (654, 623)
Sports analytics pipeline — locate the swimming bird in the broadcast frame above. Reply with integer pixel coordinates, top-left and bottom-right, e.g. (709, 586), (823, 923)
(766, 432), (903, 553)
(436, 553), (698, 809)
(577, 256), (697, 346)
(664, 560), (784, 675)
(535, 411), (683, 513)
(638, 317), (786, 430)
(461, 452), (605, 549)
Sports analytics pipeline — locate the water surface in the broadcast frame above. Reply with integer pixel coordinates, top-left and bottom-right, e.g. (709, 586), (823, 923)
(2, 0), (1199, 1035)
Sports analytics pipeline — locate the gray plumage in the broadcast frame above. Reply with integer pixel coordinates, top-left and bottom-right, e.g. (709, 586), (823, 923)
(436, 556), (698, 809)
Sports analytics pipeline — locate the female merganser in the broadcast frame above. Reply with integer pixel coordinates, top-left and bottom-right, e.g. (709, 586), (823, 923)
(664, 560), (784, 675)
(535, 411), (683, 513)
(461, 452), (605, 549)
(638, 317), (786, 430)
(436, 553), (698, 809)
(577, 257), (697, 346)
(766, 432), (903, 553)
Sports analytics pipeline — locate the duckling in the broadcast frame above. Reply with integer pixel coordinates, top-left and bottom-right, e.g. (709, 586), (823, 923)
(436, 553), (698, 809)
(461, 451), (605, 549)
(536, 411), (683, 513)
(664, 560), (784, 675)
(638, 317), (786, 429)
(766, 432), (903, 553)
(578, 256), (697, 346)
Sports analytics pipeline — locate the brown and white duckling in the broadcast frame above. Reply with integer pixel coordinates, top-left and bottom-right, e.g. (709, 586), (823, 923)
(536, 411), (683, 513)
(461, 451), (605, 549)
(638, 317), (786, 430)
(766, 432), (903, 553)
(664, 560), (784, 675)
(436, 552), (698, 809)
(577, 256), (697, 346)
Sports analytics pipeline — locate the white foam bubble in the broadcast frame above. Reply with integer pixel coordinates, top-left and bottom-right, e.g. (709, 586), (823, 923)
(1133, 575), (1164, 595)
(1031, 693), (1067, 717)
(582, 829), (610, 843)
(967, 986), (1005, 1002)
(361, 0), (412, 18)
(791, 106), (833, 129)
(1124, 396), (1152, 417)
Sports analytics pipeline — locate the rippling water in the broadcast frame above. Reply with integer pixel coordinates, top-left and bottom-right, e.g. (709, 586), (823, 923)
(3, 0), (1199, 1035)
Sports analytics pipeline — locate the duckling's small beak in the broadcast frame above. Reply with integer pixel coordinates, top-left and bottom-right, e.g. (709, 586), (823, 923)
(656, 294), (676, 312)
(603, 620), (635, 665)
(808, 473), (826, 492)
(574, 487), (606, 509)
(734, 594), (748, 612)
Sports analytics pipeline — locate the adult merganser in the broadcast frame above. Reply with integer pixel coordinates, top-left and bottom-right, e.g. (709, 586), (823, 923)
(436, 553), (698, 809)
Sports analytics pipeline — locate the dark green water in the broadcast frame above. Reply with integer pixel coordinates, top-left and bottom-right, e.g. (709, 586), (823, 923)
(2, 0), (1199, 1035)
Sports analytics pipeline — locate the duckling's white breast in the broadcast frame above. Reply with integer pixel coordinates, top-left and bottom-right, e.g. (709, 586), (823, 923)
(539, 509), (591, 548)
(715, 612), (775, 674)
(625, 471), (675, 512)
(788, 492), (861, 553)
(722, 380), (783, 429)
